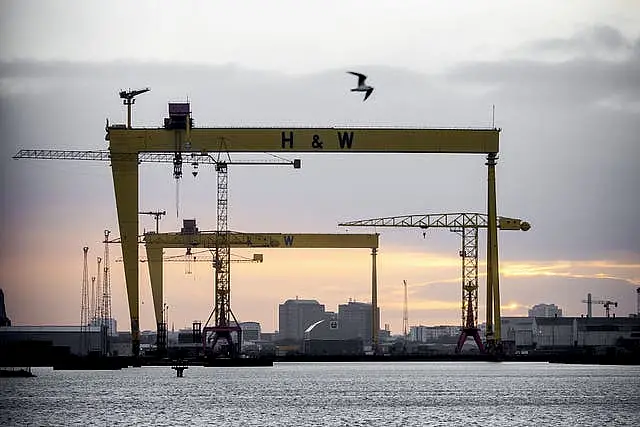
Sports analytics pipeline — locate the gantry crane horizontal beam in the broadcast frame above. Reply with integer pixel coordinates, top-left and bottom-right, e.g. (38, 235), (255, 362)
(143, 231), (378, 249)
(106, 127), (499, 154)
(106, 231), (379, 249)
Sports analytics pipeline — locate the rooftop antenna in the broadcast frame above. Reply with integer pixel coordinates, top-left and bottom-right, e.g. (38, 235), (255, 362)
(119, 87), (150, 128)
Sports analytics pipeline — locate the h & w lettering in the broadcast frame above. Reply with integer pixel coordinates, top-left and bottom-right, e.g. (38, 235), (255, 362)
(281, 131), (294, 149)
(337, 131), (354, 149)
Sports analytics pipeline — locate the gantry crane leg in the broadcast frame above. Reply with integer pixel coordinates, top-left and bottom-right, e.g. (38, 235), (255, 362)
(486, 153), (501, 353)
(110, 155), (141, 358)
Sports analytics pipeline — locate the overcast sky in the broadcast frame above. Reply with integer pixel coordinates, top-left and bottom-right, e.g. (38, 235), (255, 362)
(1, 1), (639, 334)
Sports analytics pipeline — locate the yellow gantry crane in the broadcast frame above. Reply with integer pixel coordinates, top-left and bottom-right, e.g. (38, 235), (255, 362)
(339, 212), (531, 353)
(14, 92), (502, 358)
(132, 229), (379, 355)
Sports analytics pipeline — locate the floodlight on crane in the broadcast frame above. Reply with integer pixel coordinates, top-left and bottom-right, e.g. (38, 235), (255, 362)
(119, 87), (150, 128)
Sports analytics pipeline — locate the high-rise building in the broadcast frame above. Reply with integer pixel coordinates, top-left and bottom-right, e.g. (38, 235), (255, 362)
(528, 303), (562, 318)
(338, 301), (377, 345)
(278, 298), (326, 341)
(239, 321), (261, 343)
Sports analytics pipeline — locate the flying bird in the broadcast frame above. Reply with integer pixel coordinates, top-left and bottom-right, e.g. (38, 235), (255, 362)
(347, 71), (374, 101)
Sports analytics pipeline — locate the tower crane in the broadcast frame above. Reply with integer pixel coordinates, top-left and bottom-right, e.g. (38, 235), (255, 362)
(13, 148), (295, 361)
(199, 147), (300, 359)
(339, 212), (531, 354)
(582, 293), (618, 318)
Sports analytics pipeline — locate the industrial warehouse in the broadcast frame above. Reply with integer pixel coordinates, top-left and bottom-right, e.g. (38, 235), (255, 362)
(2, 288), (639, 366)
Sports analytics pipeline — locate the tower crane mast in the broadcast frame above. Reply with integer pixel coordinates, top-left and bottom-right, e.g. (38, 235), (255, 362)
(339, 212), (530, 353)
(101, 230), (113, 354)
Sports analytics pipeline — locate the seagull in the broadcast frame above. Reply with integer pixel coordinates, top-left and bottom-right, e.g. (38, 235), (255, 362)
(347, 71), (374, 101)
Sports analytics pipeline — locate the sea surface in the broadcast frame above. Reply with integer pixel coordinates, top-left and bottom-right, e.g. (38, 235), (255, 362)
(1, 362), (639, 426)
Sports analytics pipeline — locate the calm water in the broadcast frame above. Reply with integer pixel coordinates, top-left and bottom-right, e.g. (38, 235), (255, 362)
(1, 362), (639, 426)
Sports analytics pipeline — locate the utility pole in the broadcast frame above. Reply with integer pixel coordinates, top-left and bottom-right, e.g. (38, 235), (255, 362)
(139, 210), (166, 233)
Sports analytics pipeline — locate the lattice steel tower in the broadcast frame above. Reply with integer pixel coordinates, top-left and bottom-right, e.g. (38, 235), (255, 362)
(80, 246), (90, 354)
(202, 161), (242, 358)
(101, 230), (113, 351)
(451, 226), (483, 353)
(94, 257), (102, 323)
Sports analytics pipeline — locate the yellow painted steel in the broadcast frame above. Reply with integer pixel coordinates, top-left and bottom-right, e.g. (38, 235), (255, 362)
(110, 157), (141, 355)
(108, 127), (500, 154)
(144, 232), (379, 325)
(371, 248), (378, 353)
(146, 245), (164, 324)
(486, 154), (501, 345)
(144, 231), (378, 249)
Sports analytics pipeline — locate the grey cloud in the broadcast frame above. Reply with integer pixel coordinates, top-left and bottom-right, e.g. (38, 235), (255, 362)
(448, 51), (640, 107)
(1, 36), (639, 266)
(529, 25), (634, 54)
(442, 30), (640, 259)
